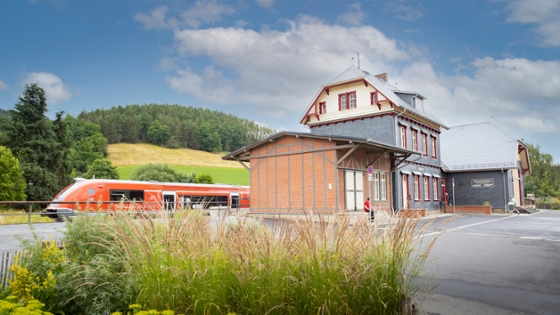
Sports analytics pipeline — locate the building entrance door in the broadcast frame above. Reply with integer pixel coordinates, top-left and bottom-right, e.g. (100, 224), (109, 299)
(345, 170), (364, 211)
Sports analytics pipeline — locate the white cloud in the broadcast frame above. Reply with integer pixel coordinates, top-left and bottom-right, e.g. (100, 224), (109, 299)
(503, 0), (560, 46)
(180, 0), (235, 29)
(256, 0), (274, 9)
(337, 3), (366, 26)
(395, 57), (560, 137)
(135, 6), (175, 30)
(166, 16), (409, 113)
(0, 80), (8, 90)
(136, 1), (235, 30)
(24, 72), (74, 104)
(384, 1), (424, 22)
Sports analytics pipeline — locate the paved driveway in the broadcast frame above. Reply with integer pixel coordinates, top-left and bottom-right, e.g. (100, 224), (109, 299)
(419, 210), (560, 315)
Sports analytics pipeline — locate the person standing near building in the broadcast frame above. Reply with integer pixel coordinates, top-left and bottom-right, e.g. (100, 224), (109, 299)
(364, 197), (373, 221)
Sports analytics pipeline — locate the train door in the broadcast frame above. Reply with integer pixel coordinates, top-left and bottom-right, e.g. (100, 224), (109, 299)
(162, 191), (176, 212)
(230, 193), (239, 211)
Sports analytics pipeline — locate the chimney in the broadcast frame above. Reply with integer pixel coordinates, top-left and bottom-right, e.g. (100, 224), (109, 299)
(375, 73), (388, 83)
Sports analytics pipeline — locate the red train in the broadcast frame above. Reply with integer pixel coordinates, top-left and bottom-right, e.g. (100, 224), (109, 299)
(44, 178), (250, 220)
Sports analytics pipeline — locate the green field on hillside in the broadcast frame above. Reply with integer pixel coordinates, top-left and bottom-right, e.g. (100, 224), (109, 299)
(108, 143), (250, 186)
(117, 165), (250, 186)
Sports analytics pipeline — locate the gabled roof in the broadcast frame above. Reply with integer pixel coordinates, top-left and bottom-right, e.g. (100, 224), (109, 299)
(300, 65), (447, 128)
(440, 122), (530, 173)
(223, 131), (417, 170)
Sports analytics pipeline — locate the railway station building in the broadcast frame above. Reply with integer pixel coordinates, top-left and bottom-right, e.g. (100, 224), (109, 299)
(224, 65), (531, 215)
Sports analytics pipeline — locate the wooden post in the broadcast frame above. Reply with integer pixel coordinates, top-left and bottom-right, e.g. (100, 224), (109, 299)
(28, 204), (32, 224)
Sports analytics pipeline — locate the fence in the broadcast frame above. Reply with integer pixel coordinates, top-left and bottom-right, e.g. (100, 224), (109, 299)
(0, 240), (65, 289)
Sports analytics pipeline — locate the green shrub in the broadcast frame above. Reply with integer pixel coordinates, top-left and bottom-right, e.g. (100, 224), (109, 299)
(0, 295), (53, 315)
(8, 236), (64, 312)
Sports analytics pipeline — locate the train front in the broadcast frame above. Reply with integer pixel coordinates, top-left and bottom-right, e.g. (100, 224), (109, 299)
(44, 178), (102, 221)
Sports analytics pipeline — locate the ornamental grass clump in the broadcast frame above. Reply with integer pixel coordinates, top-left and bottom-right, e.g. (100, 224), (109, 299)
(96, 210), (438, 315)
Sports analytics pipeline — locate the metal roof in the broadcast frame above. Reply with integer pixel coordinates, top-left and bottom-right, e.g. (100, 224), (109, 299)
(440, 122), (521, 171)
(222, 131), (417, 162)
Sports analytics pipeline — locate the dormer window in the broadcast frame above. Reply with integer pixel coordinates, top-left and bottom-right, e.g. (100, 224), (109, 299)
(370, 92), (378, 105)
(319, 102), (326, 114)
(338, 91), (357, 111)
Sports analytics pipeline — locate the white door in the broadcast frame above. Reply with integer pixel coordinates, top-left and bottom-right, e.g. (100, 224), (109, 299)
(345, 170), (364, 211)
(402, 174), (409, 209)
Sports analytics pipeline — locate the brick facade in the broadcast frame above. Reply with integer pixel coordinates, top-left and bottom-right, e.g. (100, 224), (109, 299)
(247, 135), (394, 214)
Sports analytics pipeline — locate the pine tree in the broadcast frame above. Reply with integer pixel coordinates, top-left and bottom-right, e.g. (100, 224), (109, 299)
(1, 84), (72, 201)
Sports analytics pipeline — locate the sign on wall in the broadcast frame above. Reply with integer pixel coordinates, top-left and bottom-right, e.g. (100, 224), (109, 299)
(471, 178), (494, 188)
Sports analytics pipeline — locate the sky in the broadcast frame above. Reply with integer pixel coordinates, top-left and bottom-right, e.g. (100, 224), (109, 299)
(1, 0), (559, 162)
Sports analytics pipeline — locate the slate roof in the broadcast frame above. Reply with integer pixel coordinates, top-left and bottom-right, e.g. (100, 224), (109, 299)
(440, 122), (521, 171)
(303, 65), (448, 128)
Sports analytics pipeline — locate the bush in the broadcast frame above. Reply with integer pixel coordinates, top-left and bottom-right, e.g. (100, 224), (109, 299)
(0, 296), (53, 315)
(130, 163), (195, 183)
(8, 236), (64, 312)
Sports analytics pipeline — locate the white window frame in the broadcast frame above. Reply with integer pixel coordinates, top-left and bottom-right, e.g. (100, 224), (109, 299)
(433, 177), (439, 201)
(373, 172), (380, 201)
(380, 172), (387, 201)
(424, 177), (430, 201)
(414, 175), (420, 200)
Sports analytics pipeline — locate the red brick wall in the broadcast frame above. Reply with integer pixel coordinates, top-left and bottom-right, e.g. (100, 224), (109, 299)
(248, 136), (392, 214)
(446, 205), (492, 215)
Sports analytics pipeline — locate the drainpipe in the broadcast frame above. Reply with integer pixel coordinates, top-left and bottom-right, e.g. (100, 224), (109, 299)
(391, 106), (408, 215)
(502, 168), (506, 212)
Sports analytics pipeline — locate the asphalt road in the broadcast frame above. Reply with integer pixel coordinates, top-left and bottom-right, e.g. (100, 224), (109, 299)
(418, 210), (560, 315)
(1, 211), (559, 314)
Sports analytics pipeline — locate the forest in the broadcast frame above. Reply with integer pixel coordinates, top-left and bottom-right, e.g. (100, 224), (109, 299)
(78, 104), (275, 152)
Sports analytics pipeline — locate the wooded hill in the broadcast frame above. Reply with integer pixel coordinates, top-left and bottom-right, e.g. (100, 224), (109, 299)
(78, 104), (275, 153)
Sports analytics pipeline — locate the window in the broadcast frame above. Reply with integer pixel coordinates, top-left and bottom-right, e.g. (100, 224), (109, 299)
(349, 93), (356, 108)
(400, 125), (407, 149)
(433, 178), (439, 200)
(109, 190), (144, 201)
(338, 91), (357, 110)
(380, 172), (387, 200)
(339, 94), (347, 110)
(431, 136), (437, 158)
(422, 133), (428, 155)
(424, 177), (430, 200)
(373, 172), (380, 201)
(412, 129), (418, 151)
(414, 175), (420, 201)
(319, 102), (326, 114)
(370, 92), (378, 106)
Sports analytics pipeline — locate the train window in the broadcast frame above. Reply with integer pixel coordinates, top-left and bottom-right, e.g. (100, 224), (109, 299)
(129, 190), (144, 201)
(88, 188), (95, 195)
(110, 190), (127, 201)
(185, 195), (228, 208)
(110, 190), (145, 201)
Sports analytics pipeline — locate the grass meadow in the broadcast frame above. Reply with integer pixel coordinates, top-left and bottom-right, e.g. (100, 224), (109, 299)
(109, 143), (249, 185)
(117, 165), (249, 186)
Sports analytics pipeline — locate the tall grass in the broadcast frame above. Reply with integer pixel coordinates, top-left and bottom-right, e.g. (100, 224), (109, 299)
(89, 211), (438, 314)
(0, 211), (53, 225)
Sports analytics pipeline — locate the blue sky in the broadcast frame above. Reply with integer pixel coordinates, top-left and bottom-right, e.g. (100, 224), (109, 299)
(1, 0), (559, 162)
